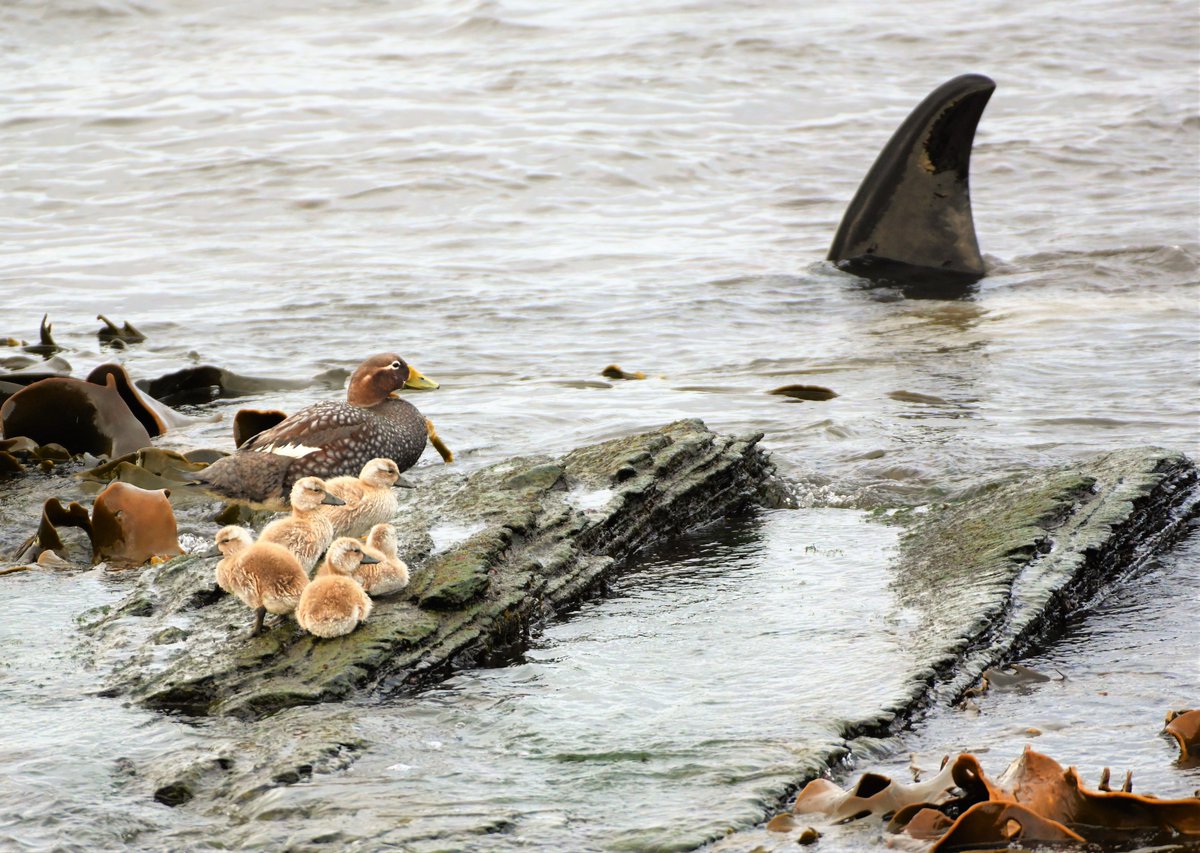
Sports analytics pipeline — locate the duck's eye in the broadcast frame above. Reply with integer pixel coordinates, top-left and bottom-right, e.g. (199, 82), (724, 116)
(390, 361), (402, 370)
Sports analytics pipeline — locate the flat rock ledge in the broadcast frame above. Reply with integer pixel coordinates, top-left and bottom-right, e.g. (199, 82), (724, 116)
(81, 419), (774, 720)
(840, 445), (1199, 753)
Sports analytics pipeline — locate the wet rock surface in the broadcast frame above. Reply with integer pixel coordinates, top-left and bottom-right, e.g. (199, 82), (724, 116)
(709, 446), (1200, 852)
(827, 447), (1199, 758)
(887, 446), (1198, 716)
(74, 435), (1198, 839)
(82, 419), (773, 720)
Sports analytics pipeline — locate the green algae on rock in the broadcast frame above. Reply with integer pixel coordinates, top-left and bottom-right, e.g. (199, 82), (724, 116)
(837, 448), (1199, 750)
(82, 420), (774, 719)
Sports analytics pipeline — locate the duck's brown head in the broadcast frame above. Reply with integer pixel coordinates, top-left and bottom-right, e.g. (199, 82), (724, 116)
(346, 353), (439, 407)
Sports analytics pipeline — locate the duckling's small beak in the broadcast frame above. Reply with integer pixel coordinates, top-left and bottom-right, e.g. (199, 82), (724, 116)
(404, 366), (439, 390)
(395, 476), (417, 489)
(321, 493), (346, 506)
(360, 552), (381, 565)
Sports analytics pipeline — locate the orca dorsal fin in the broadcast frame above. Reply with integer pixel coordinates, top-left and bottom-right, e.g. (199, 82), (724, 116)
(828, 74), (995, 286)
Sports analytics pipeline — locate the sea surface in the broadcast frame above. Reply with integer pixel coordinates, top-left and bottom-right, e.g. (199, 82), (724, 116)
(0, 0), (1197, 850)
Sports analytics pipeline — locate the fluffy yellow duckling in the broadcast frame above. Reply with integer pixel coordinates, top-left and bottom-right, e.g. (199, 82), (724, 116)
(258, 476), (345, 573)
(320, 457), (406, 538)
(212, 524), (309, 636)
(358, 523), (410, 596)
(297, 537), (377, 638)
(214, 524), (253, 593)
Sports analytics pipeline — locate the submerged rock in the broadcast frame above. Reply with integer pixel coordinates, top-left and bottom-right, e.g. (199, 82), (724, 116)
(879, 446), (1198, 719)
(83, 420), (774, 719)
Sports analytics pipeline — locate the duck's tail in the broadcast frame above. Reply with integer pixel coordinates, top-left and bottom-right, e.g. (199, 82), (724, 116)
(192, 451), (294, 507)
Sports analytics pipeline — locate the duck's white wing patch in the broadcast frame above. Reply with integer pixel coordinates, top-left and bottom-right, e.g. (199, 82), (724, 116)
(257, 442), (321, 458)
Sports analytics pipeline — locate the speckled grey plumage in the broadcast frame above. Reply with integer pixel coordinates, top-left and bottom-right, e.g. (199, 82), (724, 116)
(196, 397), (427, 506)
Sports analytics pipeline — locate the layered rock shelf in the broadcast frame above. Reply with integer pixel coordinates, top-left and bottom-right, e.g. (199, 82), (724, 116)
(83, 420), (774, 719)
(75, 428), (1198, 831)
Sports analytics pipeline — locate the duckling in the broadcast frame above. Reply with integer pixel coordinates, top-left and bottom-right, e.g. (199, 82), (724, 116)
(358, 523), (410, 596)
(316, 522), (410, 595)
(211, 526), (308, 636)
(297, 537), (377, 638)
(213, 524), (253, 593)
(194, 353), (441, 507)
(320, 457), (406, 538)
(258, 476), (345, 573)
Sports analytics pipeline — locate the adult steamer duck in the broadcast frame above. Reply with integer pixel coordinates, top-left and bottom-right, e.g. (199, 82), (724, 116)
(828, 73), (995, 298)
(195, 353), (453, 507)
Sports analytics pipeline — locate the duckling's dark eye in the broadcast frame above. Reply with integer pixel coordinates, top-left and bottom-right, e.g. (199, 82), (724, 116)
(390, 361), (402, 370)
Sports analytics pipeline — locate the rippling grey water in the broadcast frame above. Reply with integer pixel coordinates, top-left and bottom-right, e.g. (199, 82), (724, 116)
(1, 0), (1197, 849)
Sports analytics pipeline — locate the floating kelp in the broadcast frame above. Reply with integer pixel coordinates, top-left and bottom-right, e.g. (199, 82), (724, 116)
(0, 439), (73, 475)
(0, 381), (23, 404)
(82, 447), (214, 484)
(0, 450), (22, 477)
(80, 447), (214, 496)
(1, 436), (40, 455)
(233, 409), (287, 447)
(769, 384), (839, 401)
(96, 314), (146, 345)
(2, 363), (194, 460)
(0, 353), (72, 375)
(138, 365), (312, 405)
(790, 745), (1200, 851)
(0, 354), (74, 404)
(601, 364), (647, 380)
(1, 374), (152, 457)
(930, 801), (1084, 850)
(36, 550), (76, 569)
(765, 815), (821, 844)
(11, 484), (181, 567)
(1164, 709), (1200, 763)
(12, 497), (94, 562)
(91, 482), (182, 566)
(22, 315), (62, 357)
(795, 753), (996, 823)
(889, 389), (954, 405)
(85, 363), (197, 434)
(978, 663), (1058, 691)
(1, 353), (67, 372)
(993, 746), (1200, 841)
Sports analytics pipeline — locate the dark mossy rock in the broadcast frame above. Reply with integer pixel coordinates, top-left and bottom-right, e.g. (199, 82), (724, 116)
(841, 446), (1199, 745)
(83, 420), (774, 720)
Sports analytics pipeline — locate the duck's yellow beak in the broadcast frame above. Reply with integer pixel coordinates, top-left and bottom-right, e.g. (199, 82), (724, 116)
(404, 366), (439, 390)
